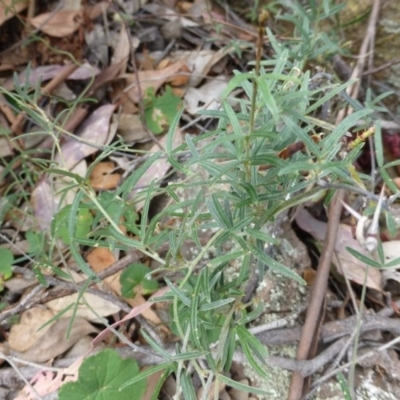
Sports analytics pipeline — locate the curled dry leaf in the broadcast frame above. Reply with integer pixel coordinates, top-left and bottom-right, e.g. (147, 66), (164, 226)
(295, 208), (382, 290)
(29, 10), (83, 38)
(89, 161), (121, 190)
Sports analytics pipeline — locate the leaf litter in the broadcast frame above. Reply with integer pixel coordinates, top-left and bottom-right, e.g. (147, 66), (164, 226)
(1, 0), (400, 399)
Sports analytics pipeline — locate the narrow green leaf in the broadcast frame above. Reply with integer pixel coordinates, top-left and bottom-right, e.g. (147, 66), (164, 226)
(199, 298), (235, 311)
(164, 278), (191, 307)
(249, 244), (305, 284)
(181, 371), (197, 399)
(217, 374), (272, 396)
(120, 362), (171, 389)
(374, 120), (383, 168)
(141, 179), (156, 242)
(345, 247), (382, 268)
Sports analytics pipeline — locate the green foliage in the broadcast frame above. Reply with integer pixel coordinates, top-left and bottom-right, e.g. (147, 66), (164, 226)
(145, 86), (182, 134)
(0, 0), (395, 398)
(336, 372), (353, 400)
(0, 248), (13, 291)
(58, 349), (146, 400)
(119, 263), (159, 298)
(52, 205), (94, 245)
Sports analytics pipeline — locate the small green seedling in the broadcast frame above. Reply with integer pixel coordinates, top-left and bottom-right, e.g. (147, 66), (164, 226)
(120, 263), (159, 298)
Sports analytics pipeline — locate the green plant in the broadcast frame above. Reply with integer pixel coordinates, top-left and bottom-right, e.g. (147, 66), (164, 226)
(0, 248), (13, 291)
(58, 349), (146, 400)
(120, 263), (159, 298)
(144, 85), (182, 134)
(0, 0), (395, 398)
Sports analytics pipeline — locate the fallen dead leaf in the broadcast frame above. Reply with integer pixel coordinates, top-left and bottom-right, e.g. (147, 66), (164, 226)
(128, 128), (183, 210)
(31, 105), (116, 230)
(111, 23), (130, 72)
(4, 62), (100, 91)
(142, 366), (165, 400)
(114, 113), (149, 142)
(295, 208), (382, 290)
(29, 10), (83, 38)
(90, 161), (121, 190)
(92, 286), (170, 346)
(168, 63), (191, 87)
(185, 75), (228, 115)
(55, 104), (116, 170)
(86, 248), (164, 326)
(124, 60), (187, 103)
(17, 317), (97, 363)
(8, 307), (55, 352)
(85, 1), (110, 20)
(45, 269), (121, 322)
(377, 241), (400, 267)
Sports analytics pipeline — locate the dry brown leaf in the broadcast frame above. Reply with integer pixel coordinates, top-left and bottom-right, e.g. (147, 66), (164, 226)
(167, 63), (191, 87)
(4, 62), (100, 91)
(128, 128), (183, 210)
(18, 317), (97, 363)
(92, 287), (170, 345)
(185, 76), (228, 115)
(46, 291), (121, 323)
(85, 1), (110, 20)
(86, 247), (120, 290)
(111, 24), (130, 71)
(0, 0), (28, 26)
(29, 10), (83, 38)
(45, 269), (121, 322)
(295, 208), (382, 290)
(114, 113), (149, 142)
(8, 307), (54, 352)
(55, 104), (116, 171)
(86, 248), (163, 325)
(31, 105), (116, 230)
(0, 136), (13, 157)
(90, 161), (121, 190)
(0, 45), (31, 71)
(124, 60), (186, 103)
